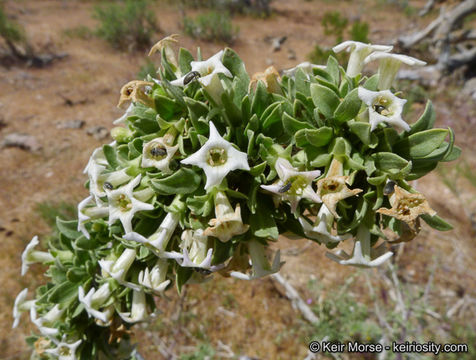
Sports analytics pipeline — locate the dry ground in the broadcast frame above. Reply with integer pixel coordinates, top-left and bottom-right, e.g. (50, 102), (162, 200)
(1, 0), (475, 359)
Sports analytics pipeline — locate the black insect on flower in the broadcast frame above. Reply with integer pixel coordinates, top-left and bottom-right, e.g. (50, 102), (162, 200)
(183, 71), (201, 85)
(278, 182), (292, 193)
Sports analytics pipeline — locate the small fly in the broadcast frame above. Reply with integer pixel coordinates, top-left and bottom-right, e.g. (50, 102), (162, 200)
(383, 180), (396, 195)
(374, 105), (386, 114)
(183, 71), (201, 85)
(278, 182), (292, 193)
(103, 182), (113, 190)
(150, 147), (167, 157)
(194, 268), (212, 275)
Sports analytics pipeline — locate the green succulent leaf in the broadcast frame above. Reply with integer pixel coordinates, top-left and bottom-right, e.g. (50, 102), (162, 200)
(150, 167), (201, 195)
(334, 88), (361, 123)
(395, 129), (448, 159)
(420, 214), (453, 231)
(310, 83), (340, 119)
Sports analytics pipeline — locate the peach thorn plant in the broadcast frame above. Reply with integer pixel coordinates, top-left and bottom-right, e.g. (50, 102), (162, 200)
(14, 35), (460, 359)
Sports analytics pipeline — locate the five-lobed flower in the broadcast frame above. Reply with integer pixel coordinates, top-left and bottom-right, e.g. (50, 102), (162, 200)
(203, 191), (249, 242)
(364, 52), (426, 90)
(179, 229), (214, 268)
(261, 158), (321, 214)
(123, 212), (181, 257)
(358, 87), (409, 132)
(141, 136), (179, 174)
(21, 236), (54, 276)
(299, 204), (351, 245)
(12, 288), (35, 328)
(326, 225), (393, 268)
(78, 283), (114, 324)
(138, 259), (171, 292)
(105, 174), (154, 234)
(332, 40), (393, 77)
(181, 121), (250, 190)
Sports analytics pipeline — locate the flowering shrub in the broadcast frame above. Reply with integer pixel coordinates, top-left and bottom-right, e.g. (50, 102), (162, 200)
(14, 37), (460, 359)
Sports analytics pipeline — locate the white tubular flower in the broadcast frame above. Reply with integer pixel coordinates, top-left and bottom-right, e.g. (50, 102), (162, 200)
(178, 229), (213, 269)
(12, 288), (35, 328)
(138, 259), (171, 292)
(118, 290), (148, 323)
(123, 212), (180, 257)
(171, 50), (232, 87)
(77, 196), (109, 239)
(106, 175), (154, 234)
(230, 239), (282, 280)
(171, 50), (232, 104)
(364, 52), (426, 90)
(282, 61), (326, 78)
(21, 236), (54, 276)
(298, 204), (351, 244)
(83, 146), (108, 175)
(332, 41), (393, 77)
(358, 87), (409, 132)
(113, 103), (135, 125)
(30, 303), (66, 336)
(30, 305), (59, 336)
(203, 191), (249, 242)
(326, 225), (393, 268)
(78, 284), (113, 325)
(45, 335), (82, 360)
(261, 158), (321, 213)
(40, 304), (66, 325)
(90, 168), (132, 203)
(141, 137), (179, 174)
(99, 248), (139, 291)
(181, 121), (250, 190)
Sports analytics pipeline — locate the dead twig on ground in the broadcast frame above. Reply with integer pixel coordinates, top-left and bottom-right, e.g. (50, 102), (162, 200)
(270, 273), (319, 324)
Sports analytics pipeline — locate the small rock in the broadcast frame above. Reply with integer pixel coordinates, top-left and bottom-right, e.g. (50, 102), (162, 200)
(57, 119), (85, 129)
(287, 49), (296, 60)
(0, 116), (7, 130)
(1, 133), (42, 152)
(86, 126), (109, 140)
(462, 77), (476, 99)
(271, 36), (287, 52)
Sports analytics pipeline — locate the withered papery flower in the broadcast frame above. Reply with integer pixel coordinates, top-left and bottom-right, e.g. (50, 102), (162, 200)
(249, 66), (283, 94)
(148, 34), (179, 67)
(203, 191), (249, 242)
(317, 158), (362, 218)
(117, 80), (154, 108)
(377, 186), (436, 232)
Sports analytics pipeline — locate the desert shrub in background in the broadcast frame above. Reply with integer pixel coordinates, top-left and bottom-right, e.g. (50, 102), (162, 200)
(179, 343), (215, 360)
(137, 59), (157, 80)
(180, 0), (272, 17)
(350, 20), (369, 43)
(62, 25), (94, 40)
(183, 11), (238, 44)
(307, 276), (381, 343)
(399, 80), (429, 116)
(308, 12), (370, 64)
(0, 5), (25, 45)
(94, 0), (159, 51)
(302, 268), (476, 360)
(35, 201), (76, 227)
(321, 11), (348, 44)
(378, 0), (417, 16)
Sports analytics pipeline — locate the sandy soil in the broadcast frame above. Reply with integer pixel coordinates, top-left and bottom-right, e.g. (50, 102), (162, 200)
(1, 0), (475, 359)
